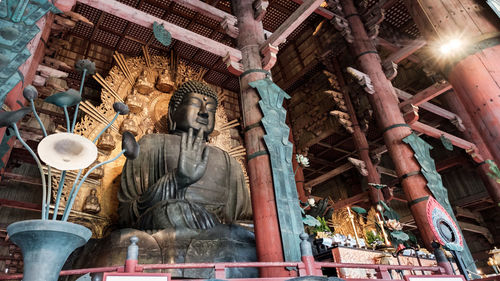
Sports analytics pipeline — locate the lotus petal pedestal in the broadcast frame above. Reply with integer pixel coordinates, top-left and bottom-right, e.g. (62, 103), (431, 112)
(7, 220), (92, 281)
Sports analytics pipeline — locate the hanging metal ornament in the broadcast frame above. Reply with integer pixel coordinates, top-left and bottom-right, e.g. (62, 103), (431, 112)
(153, 21), (172, 47)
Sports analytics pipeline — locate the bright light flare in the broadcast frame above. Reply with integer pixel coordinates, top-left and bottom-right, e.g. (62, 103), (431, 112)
(439, 39), (463, 55)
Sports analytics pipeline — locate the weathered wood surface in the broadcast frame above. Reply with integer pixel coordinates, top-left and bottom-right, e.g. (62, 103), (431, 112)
(399, 82), (452, 108)
(383, 38), (426, 65)
(261, 0), (325, 48)
(305, 162), (353, 189)
(77, 0), (242, 60)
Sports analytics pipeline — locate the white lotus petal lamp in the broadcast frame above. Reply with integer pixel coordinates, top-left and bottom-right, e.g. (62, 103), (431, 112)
(38, 132), (98, 170)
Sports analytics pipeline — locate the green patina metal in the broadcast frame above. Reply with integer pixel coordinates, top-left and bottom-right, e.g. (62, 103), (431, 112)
(153, 22), (172, 46)
(440, 134), (453, 151)
(0, 0), (59, 108)
(402, 133), (477, 272)
(249, 78), (304, 263)
(0, 128), (14, 169)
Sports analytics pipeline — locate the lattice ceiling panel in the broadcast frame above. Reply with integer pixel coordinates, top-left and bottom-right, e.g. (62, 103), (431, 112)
(204, 70), (228, 85)
(215, 0), (231, 13)
(263, 6), (288, 32)
(175, 41), (199, 59)
(151, 36), (174, 50)
(385, 1), (411, 28)
(171, 2), (197, 18)
(94, 29), (120, 48)
(196, 13), (220, 29)
(191, 22), (213, 37)
(72, 21), (93, 38)
(276, 0), (299, 13)
(139, 1), (166, 18)
(148, 47), (163, 56)
(211, 32), (224, 42)
(150, 0), (172, 8)
(404, 24), (420, 38)
(127, 23), (153, 43)
(194, 50), (220, 66)
(224, 78), (239, 92)
(164, 13), (191, 28)
(74, 4), (102, 24)
(101, 14), (128, 34)
(118, 37), (143, 55)
(117, 0), (140, 7)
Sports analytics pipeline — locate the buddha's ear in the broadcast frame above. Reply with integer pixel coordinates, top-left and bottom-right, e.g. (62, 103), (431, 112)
(167, 105), (175, 131)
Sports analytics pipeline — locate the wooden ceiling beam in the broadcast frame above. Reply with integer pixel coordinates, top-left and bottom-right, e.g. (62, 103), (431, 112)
(261, 0), (325, 48)
(394, 87), (465, 129)
(290, 0), (333, 19)
(170, 0), (272, 38)
(377, 38), (421, 64)
(410, 121), (482, 162)
(383, 38), (426, 65)
(305, 162), (353, 188)
(77, 0), (242, 60)
(399, 82), (452, 108)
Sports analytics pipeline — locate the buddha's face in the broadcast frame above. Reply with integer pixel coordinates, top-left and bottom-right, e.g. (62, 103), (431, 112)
(172, 92), (216, 136)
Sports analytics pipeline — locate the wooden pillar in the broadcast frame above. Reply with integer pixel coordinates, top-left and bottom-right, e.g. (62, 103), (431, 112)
(403, 0), (500, 170)
(286, 103), (307, 202)
(331, 58), (383, 205)
(441, 91), (500, 203)
(231, 0), (289, 277)
(340, 0), (437, 249)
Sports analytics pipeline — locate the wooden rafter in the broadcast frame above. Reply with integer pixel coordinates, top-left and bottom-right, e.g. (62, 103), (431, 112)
(410, 121), (482, 162)
(394, 87), (465, 130)
(304, 162), (353, 188)
(77, 0), (242, 60)
(261, 0), (325, 48)
(383, 38), (426, 65)
(399, 82), (452, 108)
(290, 0), (333, 19)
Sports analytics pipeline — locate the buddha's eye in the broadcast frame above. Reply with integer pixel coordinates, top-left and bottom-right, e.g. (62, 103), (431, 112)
(186, 98), (202, 107)
(206, 103), (216, 112)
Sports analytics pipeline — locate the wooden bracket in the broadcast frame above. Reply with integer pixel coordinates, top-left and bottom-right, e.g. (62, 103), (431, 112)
(362, 4), (384, 39)
(223, 53), (243, 76)
(261, 44), (279, 70)
(401, 104), (419, 124)
(331, 14), (353, 43)
(348, 157), (368, 176)
(346, 67), (374, 94)
(450, 116), (466, 132)
(326, 0), (342, 14)
(220, 16), (239, 38)
(382, 60), (398, 80)
(253, 0), (269, 21)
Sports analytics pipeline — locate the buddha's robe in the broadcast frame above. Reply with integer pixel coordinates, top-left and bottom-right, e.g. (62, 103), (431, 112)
(118, 134), (252, 230)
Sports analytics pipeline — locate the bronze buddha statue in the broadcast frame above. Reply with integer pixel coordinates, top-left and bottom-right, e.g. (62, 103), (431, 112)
(118, 80), (251, 229)
(76, 81), (256, 279)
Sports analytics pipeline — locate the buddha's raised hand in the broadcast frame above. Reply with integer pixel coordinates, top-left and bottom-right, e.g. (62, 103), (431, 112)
(176, 127), (209, 188)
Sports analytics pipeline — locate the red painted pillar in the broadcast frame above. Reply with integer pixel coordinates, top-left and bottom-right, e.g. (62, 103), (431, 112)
(0, 13), (55, 178)
(441, 91), (500, 203)
(403, 0), (500, 168)
(232, 0), (290, 277)
(286, 104), (307, 202)
(332, 58), (383, 205)
(340, 0), (438, 249)
(291, 139), (307, 203)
